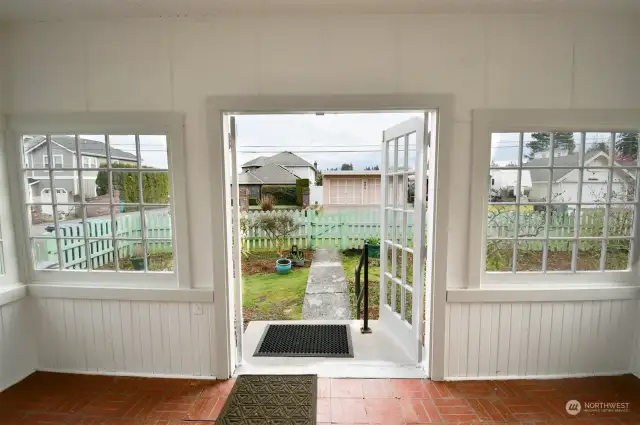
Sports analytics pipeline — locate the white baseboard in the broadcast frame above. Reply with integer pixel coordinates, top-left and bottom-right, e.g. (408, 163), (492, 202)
(0, 368), (36, 392)
(445, 371), (630, 381)
(36, 368), (219, 380)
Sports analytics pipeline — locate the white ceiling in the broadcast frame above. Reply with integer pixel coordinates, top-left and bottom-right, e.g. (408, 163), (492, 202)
(0, 0), (639, 21)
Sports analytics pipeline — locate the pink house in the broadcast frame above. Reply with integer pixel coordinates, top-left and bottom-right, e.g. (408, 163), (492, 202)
(322, 171), (382, 206)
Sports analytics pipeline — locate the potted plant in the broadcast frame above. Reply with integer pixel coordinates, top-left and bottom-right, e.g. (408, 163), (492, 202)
(366, 236), (380, 258)
(275, 258), (292, 274)
(130, 245), (148, 271)
(289, 245), (304, 267)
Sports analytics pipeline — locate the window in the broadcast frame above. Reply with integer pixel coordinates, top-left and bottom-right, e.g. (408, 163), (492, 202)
(43, 154), (63, 168)
(82, 156), (98, 169)
(486, 131), (638, 276)
(22, 134), (175, 277)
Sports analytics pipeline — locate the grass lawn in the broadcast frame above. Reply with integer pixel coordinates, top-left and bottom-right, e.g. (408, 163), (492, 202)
(242, 268), (309, 329)
(342, 249), (417, 322)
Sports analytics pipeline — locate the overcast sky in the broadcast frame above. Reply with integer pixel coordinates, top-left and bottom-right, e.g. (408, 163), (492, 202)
(234, 112), (422, 171)
(491, 132), (616, 166)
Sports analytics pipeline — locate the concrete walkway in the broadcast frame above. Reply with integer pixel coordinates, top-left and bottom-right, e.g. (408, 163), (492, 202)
(302, 248), (353, 320)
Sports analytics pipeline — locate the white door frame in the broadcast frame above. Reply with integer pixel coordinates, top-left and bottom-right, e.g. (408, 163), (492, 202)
(206, 94), (453, 380)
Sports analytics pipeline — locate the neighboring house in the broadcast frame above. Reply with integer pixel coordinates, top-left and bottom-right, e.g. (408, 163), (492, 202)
(490, 170), (533, 201)
(24, 136), (138, 204)
(238, 151), (317, 199)
(322, 171), (382, 207)
(499, 150), (635, 206)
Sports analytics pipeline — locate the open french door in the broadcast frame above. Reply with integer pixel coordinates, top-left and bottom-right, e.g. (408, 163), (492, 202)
(229, 116), (244, 366)
(379, 116), (428, 364)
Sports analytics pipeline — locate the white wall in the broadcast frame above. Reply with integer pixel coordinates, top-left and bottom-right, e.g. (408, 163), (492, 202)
(285, 165), (316, 184)
(0, 298), (37, 391)
(5, 13), (640, 379)
(633, 301), (640, 378)
(8, 14), (639, 291)
(446, 300), (637, 379)
(35, 298), (217, 377)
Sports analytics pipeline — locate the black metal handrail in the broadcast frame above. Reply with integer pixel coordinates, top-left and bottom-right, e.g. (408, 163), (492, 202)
(354, 243), (372, 334)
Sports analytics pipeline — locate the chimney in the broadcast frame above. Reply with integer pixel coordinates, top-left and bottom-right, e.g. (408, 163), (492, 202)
(314, 161), (318, 169)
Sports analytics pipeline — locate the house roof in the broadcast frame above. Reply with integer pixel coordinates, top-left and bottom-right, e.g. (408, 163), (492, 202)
(237, 172), (263, 185)
(323, 170), (382, 176)
(241, 151), (315, 169)
(526, 150), (604, 182)
(25, 136), (138, 161)
(239, 162), (300, 185)
(241, 156), (268, 168)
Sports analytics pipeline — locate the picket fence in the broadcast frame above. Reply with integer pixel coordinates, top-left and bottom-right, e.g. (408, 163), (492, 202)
(243, 209), (416, 250)
(34, 211), (173, 270)
(243, 208), (631, 252)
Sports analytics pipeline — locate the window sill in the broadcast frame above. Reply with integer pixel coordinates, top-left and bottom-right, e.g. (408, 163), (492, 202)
(0, 284), (28, 307)
(28, 284), (214, 303)
(447, 285), (640, 303)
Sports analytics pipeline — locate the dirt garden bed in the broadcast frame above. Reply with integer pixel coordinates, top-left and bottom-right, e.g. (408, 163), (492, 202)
(242, 249), (314, 276)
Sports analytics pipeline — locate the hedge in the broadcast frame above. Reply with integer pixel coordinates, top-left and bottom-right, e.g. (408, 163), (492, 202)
(261, 185), (297, 205)
(296, 179), (310, 206)
(96, 162), (169, 204)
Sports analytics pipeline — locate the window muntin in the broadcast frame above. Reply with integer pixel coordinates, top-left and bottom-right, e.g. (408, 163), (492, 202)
(487, 131), (638, 274)
(22, 134), (174, 274)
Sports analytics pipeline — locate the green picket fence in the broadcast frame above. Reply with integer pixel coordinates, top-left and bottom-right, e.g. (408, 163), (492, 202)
(243, 209), (415, 250)
(34, 211), (173, 270)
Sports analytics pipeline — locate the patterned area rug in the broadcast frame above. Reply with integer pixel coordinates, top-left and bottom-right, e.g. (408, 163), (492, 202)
(216, 375), (317, 425)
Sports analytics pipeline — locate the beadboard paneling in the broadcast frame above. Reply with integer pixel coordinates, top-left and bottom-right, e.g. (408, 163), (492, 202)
(445, 300), (637, 379)
(633, 300), (640, 378)
(0, 297), (37, 391)
(35, 298), (216, 377)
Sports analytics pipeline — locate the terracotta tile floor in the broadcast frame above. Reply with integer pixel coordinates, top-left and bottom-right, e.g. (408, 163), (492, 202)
(1, 372), (639, 424)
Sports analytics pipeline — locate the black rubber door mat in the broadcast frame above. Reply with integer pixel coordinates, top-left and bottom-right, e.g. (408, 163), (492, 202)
(254, 324), (354, 357)
(216, 375), (317, 425)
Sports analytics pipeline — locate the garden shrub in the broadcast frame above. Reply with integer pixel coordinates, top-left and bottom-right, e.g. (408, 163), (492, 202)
(96, 162), (169, 204)
(260, 195), (276, 211)
(262, 185), (297, 205)
(254, 211), (301, 255)
(296, 179), (310, 206)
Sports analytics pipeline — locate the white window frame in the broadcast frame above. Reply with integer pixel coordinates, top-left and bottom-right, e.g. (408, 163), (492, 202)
(0, 120), (19, 289)
(5, 113), (191, 288)
(43, 153), (63, 169)
(469, 109), (640, 288)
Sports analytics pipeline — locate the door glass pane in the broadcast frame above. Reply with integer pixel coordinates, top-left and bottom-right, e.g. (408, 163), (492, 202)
(614, 132), (638, 167)
(607, 206), (634, 237)
(491, 133), (521, 167)
(407, 132), (417, 172)
(107, 135), (138, 166)
(516, 240), (543, 271)
(22, 135), (48, 169)
(397, 137), (406, 171)
(386, 139), (395, 172)
(605, 239), (630, 270)
(546, 240), (573, 271)
(577, 241), (601, 271)
(485, 240), (514, 272)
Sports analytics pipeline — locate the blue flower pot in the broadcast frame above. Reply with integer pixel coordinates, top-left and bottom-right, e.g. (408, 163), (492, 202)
(275, 258), (292, 274)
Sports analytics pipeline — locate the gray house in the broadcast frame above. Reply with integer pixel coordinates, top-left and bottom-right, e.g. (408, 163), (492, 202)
(238, 151), (317, 200)
(24, 136), (138, 203)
